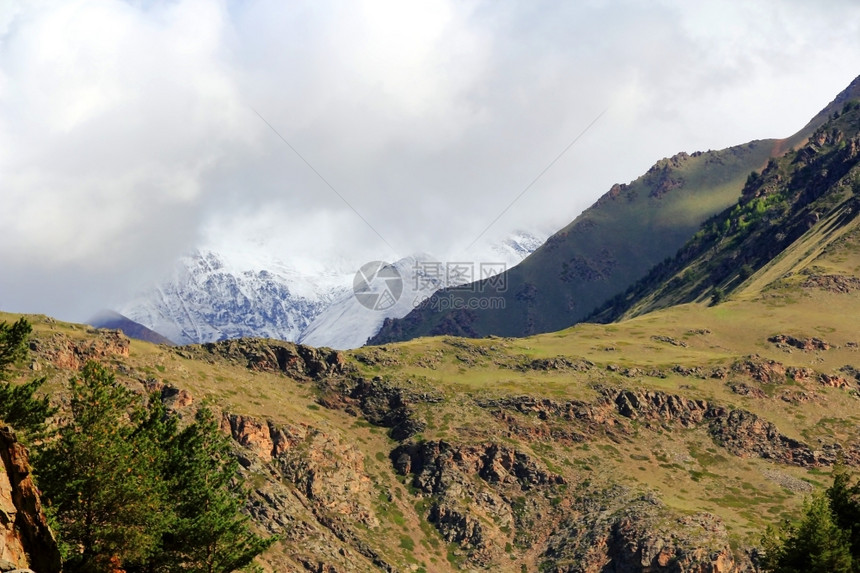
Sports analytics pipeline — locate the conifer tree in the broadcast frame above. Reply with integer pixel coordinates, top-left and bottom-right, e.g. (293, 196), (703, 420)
(36, 361), (168, 572)
(0, 318), (31, 374)
(162, 407), (274, 573)
(761, 491), (855, 572)
(0, 318), (55, 439)
(828, 466), (860, 563)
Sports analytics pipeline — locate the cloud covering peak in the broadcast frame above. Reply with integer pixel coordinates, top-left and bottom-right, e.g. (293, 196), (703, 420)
(2, 0), (860, 320)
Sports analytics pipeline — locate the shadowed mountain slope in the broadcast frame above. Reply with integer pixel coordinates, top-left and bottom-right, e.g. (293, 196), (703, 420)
(590, 81), (860, 323)
(370, 75), (860, 345)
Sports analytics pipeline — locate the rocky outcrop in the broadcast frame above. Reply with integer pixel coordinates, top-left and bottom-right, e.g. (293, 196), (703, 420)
(768, 334), (831, 352)
(221, 414), (307, 463)
(512, 356), (594, 373)
(0, 426), (61, 573)
(142, 378), (193, 410)
(316, 376), (442, 440)
(819, 373), (852, 388)
(731, 355), (787, 384)
(480, 388), (860, 469)
(801, 273), (860, 293)
(29, 329), (130, 370)
(708, 409), (860, 466)
(391, 440), (565, 562)
(614, 390), (709, 428)
(542, 490), (748, 572)
(392, 441), (565, 494)
(223, 412), (387, 570)
(728, 382), (766, 398)
(476, 394), (621, 444)
(183, 339), (349, 380)
(276, 428), (379, 528)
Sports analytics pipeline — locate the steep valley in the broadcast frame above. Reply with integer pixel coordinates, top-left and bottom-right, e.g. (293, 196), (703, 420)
(5, 217), (860, 571)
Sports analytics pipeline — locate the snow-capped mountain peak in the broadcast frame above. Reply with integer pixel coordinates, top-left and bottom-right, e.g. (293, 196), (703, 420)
(117, 229), (548, 349)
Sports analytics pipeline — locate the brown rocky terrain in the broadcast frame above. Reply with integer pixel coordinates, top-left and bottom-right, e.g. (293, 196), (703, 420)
(6, 228), (860, 573)
(0, 425), (61, 573)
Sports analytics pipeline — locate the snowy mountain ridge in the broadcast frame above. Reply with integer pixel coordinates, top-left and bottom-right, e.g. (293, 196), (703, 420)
(116, 230), (548, 348)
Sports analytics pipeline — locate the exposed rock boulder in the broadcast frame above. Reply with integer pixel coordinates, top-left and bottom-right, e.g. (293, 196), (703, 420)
(186, 339), (349, 380)
(29, 329), (130, 370)
(0, 426), (61, 572)
(768, 334), (831, 352)
(732, 355), (786, 384)
(819, 373), (852, 388)
(541, 489), (749, 572)
(143, 378), (193, 410)
(728, 382), (766, 398)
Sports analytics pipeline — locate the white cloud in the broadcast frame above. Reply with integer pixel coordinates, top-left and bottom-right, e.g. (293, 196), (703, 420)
(1, 0), (860, 320)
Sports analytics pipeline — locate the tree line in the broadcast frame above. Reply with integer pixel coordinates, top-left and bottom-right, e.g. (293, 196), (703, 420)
(0, 318), (273, 572)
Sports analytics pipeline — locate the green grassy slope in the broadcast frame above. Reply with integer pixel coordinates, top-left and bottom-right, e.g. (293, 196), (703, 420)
(370, 76), (860, 346)
(6, 216), (860, 570)
(590, 93), (860, 323)
(372, 141), (780, 343)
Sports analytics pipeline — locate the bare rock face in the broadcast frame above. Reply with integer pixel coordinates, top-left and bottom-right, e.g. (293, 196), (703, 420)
(768, 334), (831, 352)
(542, 491), (748, 572)
(801, 273), (860, 293)
(315, 376), (441, 441)
(0, 425), (61, 572)
(29, 329), (130, 370)
(221, 413), (309, 463)
(187, 339), (349, 380)
(614, 390), (710, 428)
(276, 427), (380, 528)
(732, 355), (787, 384)
(221, 413), (387, 571)
(391, 440), (566, 563)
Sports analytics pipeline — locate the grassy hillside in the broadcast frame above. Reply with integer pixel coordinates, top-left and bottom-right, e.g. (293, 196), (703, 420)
(591, 94), (860, 323)
(370, 75), (860, 346)
(5, 215), (860, 570)
(372, 140), (780, 344)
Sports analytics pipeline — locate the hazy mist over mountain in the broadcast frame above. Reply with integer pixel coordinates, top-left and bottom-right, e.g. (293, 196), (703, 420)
(2, 0), (860, 321)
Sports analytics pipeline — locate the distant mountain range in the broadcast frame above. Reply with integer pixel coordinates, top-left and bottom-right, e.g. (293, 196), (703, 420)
(105, 230), (548, 348)
(88, 310), (175, 346)
(369, 75), (860, 345)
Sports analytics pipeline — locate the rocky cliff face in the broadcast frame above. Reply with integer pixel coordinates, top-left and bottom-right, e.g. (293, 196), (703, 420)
(29, 328), (129, 371)
(0, 426), (61, 573)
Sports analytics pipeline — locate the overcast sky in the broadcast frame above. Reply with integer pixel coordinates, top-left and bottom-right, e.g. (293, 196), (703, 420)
(2, 0), (860, 322)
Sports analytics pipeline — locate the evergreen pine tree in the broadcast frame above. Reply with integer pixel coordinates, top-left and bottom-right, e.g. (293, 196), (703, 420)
(0, 318), (31, 375)
(761, 492), (854, 573)
(164, 407), (275, 573)
(828, 466), (860, 563)
(0, 318), (55, 439)
(35, 361), (169, 572)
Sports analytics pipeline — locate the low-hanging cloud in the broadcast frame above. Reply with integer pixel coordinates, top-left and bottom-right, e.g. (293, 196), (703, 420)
(2, 0), (860, 321)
